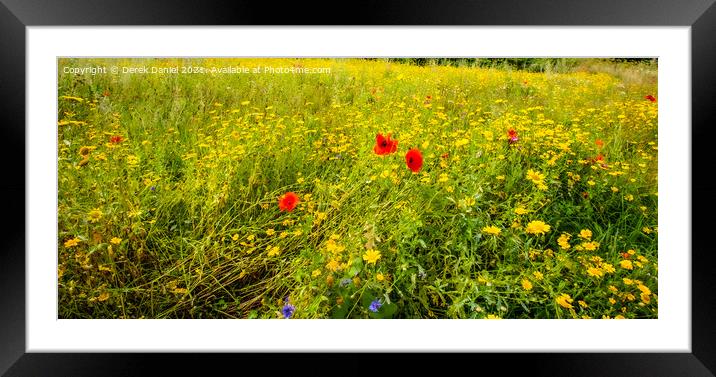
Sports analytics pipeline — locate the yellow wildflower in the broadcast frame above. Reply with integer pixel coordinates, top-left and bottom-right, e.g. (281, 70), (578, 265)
(525, 220), (551, 235)
(526, 169), (545, 184)
(557, 233), (571, 250)
(266, 246), (280, 257)
(582, 241), (600, 251)
(641, 293), (651, 303)
(521, 279), (533, 291)
(64, 237), (80, 248)
(87, 208), (103, 223)
(637, 284), (651, 295)
(481, 225), (501, 236)
(326, 239), (345, 254)
(587, 267), (604, 277)
(97, 292), (110, 302)
(556, 293), (574, 309)
(363, 249), (381, 265)
(602, 263), (615, 274)
(326, 259), (341, 272)
(126, 155), (140, 167)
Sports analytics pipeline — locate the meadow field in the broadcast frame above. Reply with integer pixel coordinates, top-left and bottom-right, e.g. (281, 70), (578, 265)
(57, 58), (658, 319)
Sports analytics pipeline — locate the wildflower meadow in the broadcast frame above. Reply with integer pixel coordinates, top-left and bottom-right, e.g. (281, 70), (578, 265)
(58, 58), (658, 319)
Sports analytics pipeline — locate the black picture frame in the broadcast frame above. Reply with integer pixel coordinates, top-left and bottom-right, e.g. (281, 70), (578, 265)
(2, 0), (715, 375)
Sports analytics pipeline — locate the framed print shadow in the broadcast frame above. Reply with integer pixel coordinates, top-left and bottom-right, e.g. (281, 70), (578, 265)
(3, 0), (716, 375)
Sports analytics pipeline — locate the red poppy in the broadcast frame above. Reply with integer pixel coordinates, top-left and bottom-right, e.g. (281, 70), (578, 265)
(373, 133), (398, 155)
(278, 192), (299, 212)
(102, 90), (110, 97)
(405, 148), (423, 173)
(441, 153), (449, 159)
(595, 139), (604, 149)
(110, 135), (123, 143)
(587, 153), (604, 163)
(507, 129), (519, 144)
(645, 95), (657, 102)
(622, 252), (631, 259)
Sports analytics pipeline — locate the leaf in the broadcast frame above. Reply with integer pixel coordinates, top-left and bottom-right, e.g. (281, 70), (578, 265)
(215, 299), (228, 311)
(348, 262), (362, 277)
(382, 303), (398, 317)
(331, 303), (350, 319)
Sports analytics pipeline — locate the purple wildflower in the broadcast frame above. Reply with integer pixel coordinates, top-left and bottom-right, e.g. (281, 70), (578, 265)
(369, 298), (382, 313)
(282, 303), (295, 318)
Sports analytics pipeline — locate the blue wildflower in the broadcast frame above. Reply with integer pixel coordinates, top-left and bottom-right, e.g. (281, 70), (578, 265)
(282, 303), (295, 318)
(369, 298), (382, 313)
